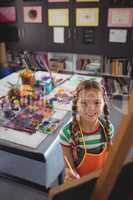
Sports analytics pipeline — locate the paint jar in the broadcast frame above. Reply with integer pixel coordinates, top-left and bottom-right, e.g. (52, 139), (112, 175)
(20, 69), (35, 86)
(45, 78), (53, 94)
(42, 76), (54, 94)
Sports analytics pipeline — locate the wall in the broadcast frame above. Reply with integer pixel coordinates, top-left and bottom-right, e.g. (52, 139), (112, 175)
(0, 0), (133, 57)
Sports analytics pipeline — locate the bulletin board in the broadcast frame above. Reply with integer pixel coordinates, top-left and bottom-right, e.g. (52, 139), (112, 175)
(76, 8), (99, 27)
(0, 7), (16, 24)
(76, 0), (99, 2)
(48, 0), (69, 2)
(23, 6), (42, 23)
(48, 9), (69, 26)
(108, 8), (133, 27)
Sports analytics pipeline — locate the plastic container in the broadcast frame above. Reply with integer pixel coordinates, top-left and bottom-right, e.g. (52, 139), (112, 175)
(45, 78), (53, 93)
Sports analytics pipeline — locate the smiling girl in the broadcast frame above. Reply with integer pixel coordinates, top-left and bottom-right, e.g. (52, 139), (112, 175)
(59, 80), (114, 182)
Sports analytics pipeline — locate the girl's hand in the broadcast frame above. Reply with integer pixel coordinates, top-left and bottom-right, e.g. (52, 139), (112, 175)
(64, 168), (80, 183)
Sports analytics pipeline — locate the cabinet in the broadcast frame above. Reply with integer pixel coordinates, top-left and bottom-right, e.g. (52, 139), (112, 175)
(46, 2), (104, 54)
(0, 0), (48, 51)
(0, 0), (132, 56)
(0, 0), (133, 96)
(46, 2), (73, 53)
(46, 1), (133, 56)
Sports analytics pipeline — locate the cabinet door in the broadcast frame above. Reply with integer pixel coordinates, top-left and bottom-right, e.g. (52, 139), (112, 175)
(46, 27), (73, 53)
(73, 27), (104, 54)
(5, 0), (48, 51)
(46, 4), (74, 53)
(20, 24), (48, 51)
(46, 3), (105, 54)
(72, 4), (105, 55)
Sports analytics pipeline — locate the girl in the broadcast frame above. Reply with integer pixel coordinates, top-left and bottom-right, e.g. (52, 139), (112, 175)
(59, 80), (114, 182)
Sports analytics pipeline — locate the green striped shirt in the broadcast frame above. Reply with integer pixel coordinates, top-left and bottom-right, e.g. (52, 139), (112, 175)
(59, 121), (114, 150)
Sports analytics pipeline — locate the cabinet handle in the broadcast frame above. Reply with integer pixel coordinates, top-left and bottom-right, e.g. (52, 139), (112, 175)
(73, 28), (77, 39)
(18, 28), (21, 38)
(18, 28), (24, 38)
(68, 28), (71, 39)
(21, 28), (24, 38)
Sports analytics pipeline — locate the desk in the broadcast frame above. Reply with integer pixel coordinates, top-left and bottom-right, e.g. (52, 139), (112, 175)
(0, 71), (72, 189)
(0, 71), (101, 188)
(0, 112), (70, 188)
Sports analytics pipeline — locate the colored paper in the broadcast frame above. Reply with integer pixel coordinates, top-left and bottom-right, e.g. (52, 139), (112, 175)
(108, 8), (133, 27)
(39, 109), (67, 134)
(0, 7), (16, 24)
(4, 107), (44, 134)
(76, 0), (99, 2)
(23, 6), (42, 23)
(53, 27), (64, 43)
(48, 9), (69, 26)
(109, 29), (127, 43)
(76, 8), (99, 26)
(48, 0), (69, 2)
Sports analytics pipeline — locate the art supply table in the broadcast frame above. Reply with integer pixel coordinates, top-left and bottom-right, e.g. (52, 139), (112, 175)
(0, 70), (102, 189)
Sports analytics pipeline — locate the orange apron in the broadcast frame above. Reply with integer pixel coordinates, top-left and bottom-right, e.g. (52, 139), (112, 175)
(76, 120), (108, 177)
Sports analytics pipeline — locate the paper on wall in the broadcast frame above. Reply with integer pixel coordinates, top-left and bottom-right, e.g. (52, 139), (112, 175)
(53, 27), (64, 43)
(109, 29), (127, 43)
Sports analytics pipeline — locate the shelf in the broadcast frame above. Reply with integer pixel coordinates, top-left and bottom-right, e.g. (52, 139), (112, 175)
(101, 73), (130, 79)
(74, 70), (101, 77)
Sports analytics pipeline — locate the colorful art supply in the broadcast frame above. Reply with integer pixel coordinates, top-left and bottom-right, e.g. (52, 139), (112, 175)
(4, 107), (43, 134)
(39, 118), (60, 134)
(39, 109), (67, 134)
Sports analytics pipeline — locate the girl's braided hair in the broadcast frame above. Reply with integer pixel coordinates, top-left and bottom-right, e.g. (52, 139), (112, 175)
(71, 80), (110, 148)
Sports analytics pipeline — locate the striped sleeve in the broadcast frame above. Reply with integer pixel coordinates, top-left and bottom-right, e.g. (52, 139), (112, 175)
(59, 123), (73, 146)
(108, 121), (114, 141)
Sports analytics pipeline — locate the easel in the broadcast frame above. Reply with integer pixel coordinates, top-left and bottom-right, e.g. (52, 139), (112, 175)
(48, 92), (133, 200)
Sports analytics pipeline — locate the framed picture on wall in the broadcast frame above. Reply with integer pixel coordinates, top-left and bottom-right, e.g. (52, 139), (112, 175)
(109, 29), (128, 43)
(108, 8), (133, 27)
(0, 7), (16, 24)
(76, 8), (99, 27)
(48, 9), (69, 26)
(23, 0), (42, 1)
(23, 6), (42, 23)
(48, 0), (69, 2)
(76, 0), (99, 2)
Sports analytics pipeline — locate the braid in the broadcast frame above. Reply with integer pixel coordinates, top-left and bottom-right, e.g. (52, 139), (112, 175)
(103, 103), (111, 142)
(71, 95), (79, 148)
(71, 79), (110, 146)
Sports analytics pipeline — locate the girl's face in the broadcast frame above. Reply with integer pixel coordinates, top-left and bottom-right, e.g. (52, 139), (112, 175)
(77, 89), (104, 123)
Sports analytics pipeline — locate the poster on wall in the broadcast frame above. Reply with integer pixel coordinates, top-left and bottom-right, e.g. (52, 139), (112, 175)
(0, 7), (16, 24)
(48, 0), (69, 2)
(23, 6), (42, 23)
(23, 0), (42, 1)
(109, 29), (127, 43)
(76, 0), (99, 2)
(76, 8), (99, 26)
(108, 8), (133, 27)
(48, 9), (69, 26)
(53, 27), (64, 43)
